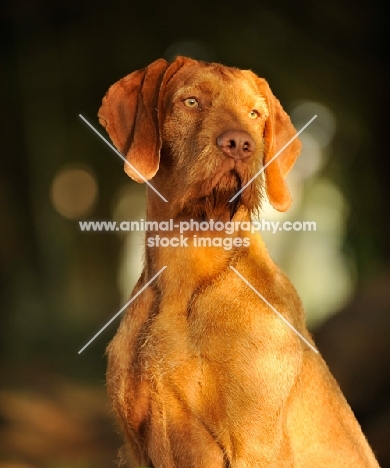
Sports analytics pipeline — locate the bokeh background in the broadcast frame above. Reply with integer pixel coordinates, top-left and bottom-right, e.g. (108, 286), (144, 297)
(1, 0), (389, 466)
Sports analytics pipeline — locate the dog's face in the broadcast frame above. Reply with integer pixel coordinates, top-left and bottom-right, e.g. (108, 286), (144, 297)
(98, 56), (301, 219)
(159, 63), (267, 219)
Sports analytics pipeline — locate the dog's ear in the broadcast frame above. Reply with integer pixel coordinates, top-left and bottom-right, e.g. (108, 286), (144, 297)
(98, 58), (169, 182)
(264, 88), (301, 211)
(252, 77), (301, 212)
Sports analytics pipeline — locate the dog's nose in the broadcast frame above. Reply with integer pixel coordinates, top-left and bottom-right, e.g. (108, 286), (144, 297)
(216, 130), (256, 160)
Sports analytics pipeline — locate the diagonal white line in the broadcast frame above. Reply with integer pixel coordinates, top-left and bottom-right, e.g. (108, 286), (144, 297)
(229, 115), (317, 203)
(78, 266), (167, 354)
(230, 266), (318, 353)
(79, 114), (168, 203)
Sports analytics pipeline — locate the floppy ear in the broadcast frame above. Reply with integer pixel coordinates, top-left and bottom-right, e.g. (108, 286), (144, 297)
(98, 58), (170, 182)
(254, 78), (301, 212)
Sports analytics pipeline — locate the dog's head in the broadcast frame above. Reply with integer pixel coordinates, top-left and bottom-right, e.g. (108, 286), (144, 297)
(98, 56), (301, 219)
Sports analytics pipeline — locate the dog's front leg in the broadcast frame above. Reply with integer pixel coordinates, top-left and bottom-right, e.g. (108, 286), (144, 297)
(106, 274), (158, 467)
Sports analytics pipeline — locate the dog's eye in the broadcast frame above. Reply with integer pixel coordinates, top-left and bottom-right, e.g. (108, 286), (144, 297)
(249, 110), (259, 119)
(183, 98), (199, 108)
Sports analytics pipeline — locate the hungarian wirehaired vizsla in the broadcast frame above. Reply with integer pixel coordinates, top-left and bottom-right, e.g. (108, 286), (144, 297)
(98, 56), (379, 467)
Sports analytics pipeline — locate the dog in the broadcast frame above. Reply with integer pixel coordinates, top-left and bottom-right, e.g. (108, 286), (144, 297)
(98, 56), (379, 467)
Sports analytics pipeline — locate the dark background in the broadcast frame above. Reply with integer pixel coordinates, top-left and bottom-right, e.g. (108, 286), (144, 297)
(1, 0), (389, 466)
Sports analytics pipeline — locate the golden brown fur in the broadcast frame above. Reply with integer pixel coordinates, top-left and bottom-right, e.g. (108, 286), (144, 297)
(99, 56), (379, 467)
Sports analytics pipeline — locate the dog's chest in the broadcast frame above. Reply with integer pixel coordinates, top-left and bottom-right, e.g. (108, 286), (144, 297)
(186, 267), (302, 364)
(141, 263), (303, 421)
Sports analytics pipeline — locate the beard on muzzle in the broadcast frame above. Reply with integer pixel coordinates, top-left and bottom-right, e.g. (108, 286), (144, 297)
(210, 170), (242, 220)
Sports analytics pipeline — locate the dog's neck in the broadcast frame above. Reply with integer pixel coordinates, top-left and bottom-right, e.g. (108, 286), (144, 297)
(143, 186), (269, 307)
